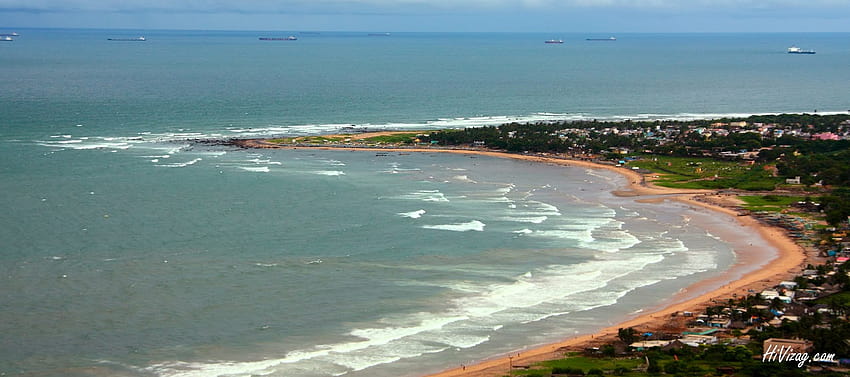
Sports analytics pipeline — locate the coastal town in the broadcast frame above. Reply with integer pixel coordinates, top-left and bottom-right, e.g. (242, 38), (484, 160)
(231, 113), (850, 376)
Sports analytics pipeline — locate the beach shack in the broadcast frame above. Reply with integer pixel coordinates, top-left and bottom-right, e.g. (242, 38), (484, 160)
(779, 281), (799, 290)
(629, 340), (673, 351)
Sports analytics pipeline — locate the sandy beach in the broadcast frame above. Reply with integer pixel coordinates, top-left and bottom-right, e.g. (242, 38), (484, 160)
(233, 140), (812, 377)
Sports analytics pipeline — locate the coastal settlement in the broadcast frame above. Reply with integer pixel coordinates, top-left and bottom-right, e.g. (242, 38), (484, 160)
(227, 113), (850, 376)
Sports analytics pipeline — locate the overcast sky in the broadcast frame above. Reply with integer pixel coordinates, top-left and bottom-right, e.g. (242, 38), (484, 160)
(2, 0), (849, 32)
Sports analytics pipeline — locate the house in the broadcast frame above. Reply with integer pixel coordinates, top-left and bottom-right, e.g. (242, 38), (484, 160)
(681, 334), (718, 347)
(761, 289), (780, 300)
(629, 340), (673, 350)
(785, 176), (802, 185)
(812, 132), (840, 141)
(763, 338), (813, 354)
(779, 281), (798, 290)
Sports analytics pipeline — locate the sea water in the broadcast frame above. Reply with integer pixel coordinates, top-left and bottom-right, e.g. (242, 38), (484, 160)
(1, 29), (846, 376)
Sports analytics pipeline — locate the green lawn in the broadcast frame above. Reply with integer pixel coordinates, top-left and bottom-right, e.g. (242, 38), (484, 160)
(359, 133), (420, 144)
(510, 355), (642, 377)
(738, 195), (807, 212)
(628, 155), (781, 190)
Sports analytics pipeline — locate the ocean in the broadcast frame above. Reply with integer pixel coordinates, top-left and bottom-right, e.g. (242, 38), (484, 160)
(1, 29), (846, 377)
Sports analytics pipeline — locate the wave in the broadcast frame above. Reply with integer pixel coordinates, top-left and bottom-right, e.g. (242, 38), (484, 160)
(398, 209), (426, 219)
(452, 175), (477, 183)
(500, 216), (548, 224)
(422, 220), (485, 232)
(155, 158), (202, 168)
(238, 166), (270, 173)
(312, 170), (345, 176)
(245, 158), (282, 165)
(147, 249), (675, 376)
(397, 190), (449, 202)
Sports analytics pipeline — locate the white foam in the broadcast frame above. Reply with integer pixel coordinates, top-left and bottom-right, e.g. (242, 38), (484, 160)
(313, 170), (345, 176)
(531, 228), (595, 243)
(513, 228), (533, 234)
(452, 253), (666, 318)
(398, 209), (427, 219)
(500, 216), (548, 224)
(156, 158), (202, 168)
(398, 190), (449, 202)
(239, 166), (270, 173)
(246, 158), (281, 165)
(148, 250), (673, 377)
(422, 220), (485, 232)
(452, 175), (477, 183)
(580, 229), (641, 253)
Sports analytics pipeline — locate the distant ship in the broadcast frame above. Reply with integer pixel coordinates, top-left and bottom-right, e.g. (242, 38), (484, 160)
(0, 32), (19, 37)
(259, 36), (298, 41)
(544, 39), (564, 44)
(787, 46), (815, 54)
(108, 37), (146, 41)
(587, 36), (616, 41)
(1, 36), (13, 42)
(368, 33), (391, 36)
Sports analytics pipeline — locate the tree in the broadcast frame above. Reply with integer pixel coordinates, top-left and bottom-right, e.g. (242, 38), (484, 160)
(618, 327), (638, 344)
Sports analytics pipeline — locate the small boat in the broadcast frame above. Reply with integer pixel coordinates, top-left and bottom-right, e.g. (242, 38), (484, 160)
(368, 33), (391, 36)
(1, 36), (12, 42)
(787, 46), (815, 54)
(259, 36), (297, 41)
(108, 37), (146, 41)
(0, 32), (19, 37)
(587, 36), (616, 41)
(544, 39), (564, 44)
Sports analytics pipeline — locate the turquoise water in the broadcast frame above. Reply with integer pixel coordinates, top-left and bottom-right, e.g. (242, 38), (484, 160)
(0, 30), (845, 376)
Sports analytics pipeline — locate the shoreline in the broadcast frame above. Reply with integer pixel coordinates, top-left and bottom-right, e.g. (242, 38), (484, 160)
(231, 140), (811, 377)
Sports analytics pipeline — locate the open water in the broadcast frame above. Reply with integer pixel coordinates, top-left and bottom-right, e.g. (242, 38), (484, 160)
(1, 29), (847, 376)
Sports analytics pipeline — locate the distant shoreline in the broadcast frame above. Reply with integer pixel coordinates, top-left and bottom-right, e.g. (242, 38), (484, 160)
(231, 138), (812, 377)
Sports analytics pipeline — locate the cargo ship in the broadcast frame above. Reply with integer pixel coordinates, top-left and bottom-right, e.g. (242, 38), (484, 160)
(259, 36), (298, 41)
(544, 39), (564, 44)
(787, 46), (815, 54)
(108, 37), (146, 41)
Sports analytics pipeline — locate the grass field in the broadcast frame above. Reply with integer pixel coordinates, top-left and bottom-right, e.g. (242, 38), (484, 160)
(738, 195), (807, 212)
(628, 155), (781, 191)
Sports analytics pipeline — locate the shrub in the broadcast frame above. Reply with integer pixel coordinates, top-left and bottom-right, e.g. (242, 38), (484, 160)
(551, 366), (584, 375)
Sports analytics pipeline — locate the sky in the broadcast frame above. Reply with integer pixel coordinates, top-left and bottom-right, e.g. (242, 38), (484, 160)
(2, 0), (850, 32)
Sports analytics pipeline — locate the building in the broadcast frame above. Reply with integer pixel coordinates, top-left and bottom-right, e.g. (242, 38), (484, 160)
(763, 338), (813, 354)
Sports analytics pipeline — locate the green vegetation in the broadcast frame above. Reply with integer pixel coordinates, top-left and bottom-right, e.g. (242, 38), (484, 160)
(267, 132), (420, 146)
(628, 156), (780, 190)
(815, 291), (850, 307)
(820, 189), (850, 226)
(359, 132), (420, 144)
(420, 114), (850, 192)
(508, 344), (848, 377)
(510, 355), (641, 377)
(739, 195), (808, 212)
